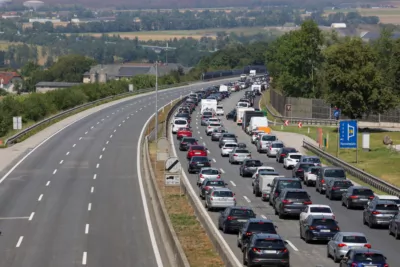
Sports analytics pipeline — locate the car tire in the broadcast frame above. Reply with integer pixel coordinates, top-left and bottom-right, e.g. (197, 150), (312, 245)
(222, 223), (229, 234)
(395, 228), (400, 240)
(333, 251), (340, 263)
(305, 232), (311, 243)
(242, 251), (247, 266)
(329, 193), (334, 200)
(368, 218), (374, 229)
(326, 246), (330, 258)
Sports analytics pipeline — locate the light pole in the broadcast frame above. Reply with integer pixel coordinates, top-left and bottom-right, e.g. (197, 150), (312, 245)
(154, 48), (162, 139)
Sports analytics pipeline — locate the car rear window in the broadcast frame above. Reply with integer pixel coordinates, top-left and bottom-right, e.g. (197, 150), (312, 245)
(286, 192), (309, 199)
(334, 181), (352, 187)
(217, 106), (223, 110)
(299, 164), (315, 171)
(202, 169), (219, 175)
(283, 148), (297, 153)
(310, 168), (320, 174)
(354, 253), (385, 262)
(259, 169), (275, 175)
(206, 180), (225, 186)
(235, 149), (250, 153)
(183, 138), (196, 143)
(191, 146), (205, 150)
(261, 135), (277, 141)
(290, 155), (302, 159)
(223, 134), (236, 138)
(353, 189), (374, 196)
(376, 204), (398, 210)
(248, 222), (277, 233)
(245, 160), (262, 166)
(194, 157), (208, 162)
(324, 169), (346, 178)
(342, 235), (368, 243)
(254, 239), (285, 248)
(311, 219), (336, 226)
(272, 143), (284, 148)
(175, 120), (187, 125)
(304, 157), (321, 163)
(203, 113), (212, 117)
(231, 209), (255, 217)
(277, 180), (302, 190)
(210, 123), (221, 127)
(225, 143), (237, 148)
(213, 191), (233, 197)
(310, 207), (332, 213)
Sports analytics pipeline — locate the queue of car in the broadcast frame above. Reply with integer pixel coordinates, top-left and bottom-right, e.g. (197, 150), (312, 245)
(171, 77), (396, 267)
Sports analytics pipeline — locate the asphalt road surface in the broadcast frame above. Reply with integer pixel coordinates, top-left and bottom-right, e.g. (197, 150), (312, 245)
(171, 89), (398, 267)
(0, 81), (227, 267)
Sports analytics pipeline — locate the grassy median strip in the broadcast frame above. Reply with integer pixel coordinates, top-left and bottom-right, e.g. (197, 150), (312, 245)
(260, 92), (400, 188)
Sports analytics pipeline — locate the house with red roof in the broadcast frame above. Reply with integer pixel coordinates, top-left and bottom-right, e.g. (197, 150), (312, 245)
(0, 72), (23, 93)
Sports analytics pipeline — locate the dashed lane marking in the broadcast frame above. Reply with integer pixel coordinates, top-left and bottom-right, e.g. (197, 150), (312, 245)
(243, 196), (251, 203)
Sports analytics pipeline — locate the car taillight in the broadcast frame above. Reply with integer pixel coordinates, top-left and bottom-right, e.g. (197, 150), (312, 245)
(297, 168), (303, 172)
(303, 201), (312, 205)
(252, 248), (261, 253)
(364, 244), (372, 248)
(332, 187), (339, 190)
(246, 232), (252, 236)
(372, 211), (381, 215)
(309, 226), (316, 230)
(368, 196), (374, 199)
(217, 175), (220, 178)
(351, 263), (357, 267)
(383, 264), (389, 267)
(335, 227), (340, 231)
(274, 192), (279, 196)
(279, 249), (288, 253)
(349, 195), (358, 199)
(282, 200), (292, 204)
(227, 216), (235, 220)
(200, 174), (203, 178)
(191, 162), (196, 165)
(233, 154), (238, 156)
(269, 146), (272, 150)
(337, 243), (347, 248)
(321, 179), (325, 183)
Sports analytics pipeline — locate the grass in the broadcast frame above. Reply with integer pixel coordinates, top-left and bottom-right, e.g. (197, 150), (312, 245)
(322, 7), (400, 24)
(259, 91), (400, 188)
(149, 139), (224, 267)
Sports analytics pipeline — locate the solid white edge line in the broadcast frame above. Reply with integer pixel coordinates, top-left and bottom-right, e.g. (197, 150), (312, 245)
(285, 240), (299, 252)
(16, 236), (24, 247)
(82, 251), (87, 265)
(137, 114), (164, 267)
(169, 122), (242, 267)
(220, 168), (225, 174)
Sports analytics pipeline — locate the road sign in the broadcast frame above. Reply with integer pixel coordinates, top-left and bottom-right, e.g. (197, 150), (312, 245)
(165, 174), (180, 186)
(157, 138), (170, 161)
(339, 120), (358, 149)
(285, 104), (292, 112)
(284, 120), (289, 126)
(13, 116), (22, 130)
(298, 122), (303, 128)
(165, 157), (181, 173)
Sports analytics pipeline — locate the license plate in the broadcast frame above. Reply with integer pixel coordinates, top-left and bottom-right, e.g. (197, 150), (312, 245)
(195, 152), (201, 154)
(294, 202), (302, 205)
(198, 164), (204, 166)
(360, 198), (367, 201)
(220, 198), (227, 200)
(263, 250), (276, 254)
(320, 229), (330, 232)
(340, 189), (347, 191)
(237, 219), (247, 222)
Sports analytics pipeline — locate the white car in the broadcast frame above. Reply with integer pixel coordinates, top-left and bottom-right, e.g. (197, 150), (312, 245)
(171, 119), (188, 134)
(283, 152), (302, 169)
(206, 122), (222, 135)
(304, 166), (321, 186)
(220, 142), (238, 156)
(251, 166), (276, 186)
(206, 118), (220, 125)
(300, 205), (335, 222)
(216, 105), (224, 116)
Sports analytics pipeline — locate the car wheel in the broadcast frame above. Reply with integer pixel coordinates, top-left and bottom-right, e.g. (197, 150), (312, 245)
(240, 170), (243, 177)
(278, 211), (284, 219)
(188, 169), (191, 174)
(242, 251), (247, 265)
(389, 224), (392, 235)
(326, 246), (330, 258)
(299, 227), (303, 240)
(274, 208), (278, 215)
(316, 186), (319, 193)
(305, 232), (311, 243)
(368, 218), (374, 229)
(346, 200), (351, 209)
(237, 233), (241, 248)
(222, 223), (229, 234)
(329, 193), (333, 200)
(395, 228), (400, 240)
(333, 251), (340, 263)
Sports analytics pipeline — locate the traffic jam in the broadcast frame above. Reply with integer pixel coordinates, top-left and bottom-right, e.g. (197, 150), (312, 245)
(170, 74), (398, 267)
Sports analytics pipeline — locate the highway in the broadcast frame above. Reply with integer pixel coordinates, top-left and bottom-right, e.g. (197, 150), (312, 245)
(0, 81), (226, 267)
(171, 89), (398, 267)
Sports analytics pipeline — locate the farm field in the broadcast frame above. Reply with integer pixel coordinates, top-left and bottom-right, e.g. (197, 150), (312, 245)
(323, 7), (400, 24)
(0, 42), (47, 65)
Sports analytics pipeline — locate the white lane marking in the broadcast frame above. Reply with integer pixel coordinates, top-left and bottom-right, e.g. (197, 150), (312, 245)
(113, 129), (116, 133)
(107, 115), (110, 118)
(99, 155), (102, 159)
(212, 158), (216, 162)
(136, 110), (138, 113)
(90, 187), (94, 193)
(97, 122), (100, 125)
(93, 174), (97, 179)
(243, 196), (251, 203)
(261, 215), (267, 219)
(197, 131), (200, 134)
(88, 203), (92, 211)
(73, 143), (76, 147)
(118, 124), (121, 127)
(90, 126), (94, 129)
(38, 194), (43, 201)
(28, 212), (35, 221)
(96, 164), (99, 168)
(66, 151), (70, 156)
(230, 181), (236, 186)
(196, 126), (199, 129)
(122, 120), (125, 123)
(285, 240), (299, 252)
(85, 224), (90, 234)
(79, 137), (82, 140)
(106, 141), (109, 144)
(220, 168), (225, 173)
(53, 169), (57, 175)
(137, 115), (164, 267)
(202, 142), (206, 146)
(139, 108), (142, 110)
(16, 236), (24, 248)
(82, 252), (87, 265)
(127, 117), (130, 119)
(102, 147), (105, 151)
(85, 131), (88, 135)
(102, 118), (104, 121)
(112, 112), (115, 115)
(110, 135), (113, 138)
(59, 160), (63, 164)
(200, 136), (203, 139)
(46, 181), (50, 186)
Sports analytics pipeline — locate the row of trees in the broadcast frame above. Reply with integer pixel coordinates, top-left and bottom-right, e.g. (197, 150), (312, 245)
(266, 20), (400, 119)
(307, 11), (379, 26)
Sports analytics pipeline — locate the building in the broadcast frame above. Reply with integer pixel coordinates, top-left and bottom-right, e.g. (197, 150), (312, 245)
(360, 31), (400, 41)
(0, 72), (23, 93)
(71, 17), (116, 24)
(35, 82), (81, 93)
(331, 23), (347, 29)
(83, 63), (191, 84)
(29, 18), (61, 23)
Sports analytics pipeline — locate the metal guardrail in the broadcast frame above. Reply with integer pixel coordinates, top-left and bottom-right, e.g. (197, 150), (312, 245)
(303, 140), (400, 197)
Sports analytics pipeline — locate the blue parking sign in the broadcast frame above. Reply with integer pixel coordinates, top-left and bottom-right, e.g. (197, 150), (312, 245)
(339, 120), (358, 149)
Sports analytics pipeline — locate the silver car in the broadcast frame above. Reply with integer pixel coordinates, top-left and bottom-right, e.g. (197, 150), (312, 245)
(205, 187), (236, 211)
(327, 232), (370, 262)
(228, 147), (251, 164)
(220, 142), (238, 156)
(219, 133), (237, 148)
(266, 141), (284, 157)
(256, 134), (277, 153)
(197, 167), (221, 186)
(206, 122), (222, 135)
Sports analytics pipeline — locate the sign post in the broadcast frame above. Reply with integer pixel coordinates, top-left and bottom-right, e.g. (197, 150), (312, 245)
(339, 120), (358, 162)
(13, 116), (22, 130)
(165, 156), (182, 195)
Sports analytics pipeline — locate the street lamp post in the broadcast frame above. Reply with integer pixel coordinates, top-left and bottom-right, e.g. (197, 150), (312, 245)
(154, 49), (162, 139)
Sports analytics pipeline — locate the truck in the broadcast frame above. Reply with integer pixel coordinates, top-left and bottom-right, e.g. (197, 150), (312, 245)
(201, 99), (217, 114)
(236, 107), (254, 125)
(242, 111), (264, 133)
(249, 117), (268, 134)
(249, 70), (256, 77)
(219, 85), (228, 92)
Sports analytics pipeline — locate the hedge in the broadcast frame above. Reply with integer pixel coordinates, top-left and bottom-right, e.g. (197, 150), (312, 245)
(0, 74), (181, 137)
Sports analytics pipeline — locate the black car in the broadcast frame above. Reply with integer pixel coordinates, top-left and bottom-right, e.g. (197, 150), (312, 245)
(188, 156), (211, 174)
(226, 109), (236, 120)
(325, 179), (353, 200)
(292, 163), (315, 180)
(342, 186), (375, 209)
(269, 178), (302, 207)
(276, 147), (297, 163)
(175, 112), (191, 124)
(243, 234), (289, 267)
(239, 159), (263, 177)
(218, 206), (256, 233)
(300, 215), (339, 243)
(179, 137), (197, 151)
(237, 218), (277, 249)
(274, 189), (312, 219)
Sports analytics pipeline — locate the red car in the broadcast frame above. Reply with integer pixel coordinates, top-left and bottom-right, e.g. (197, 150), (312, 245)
(177, 127), (192, 140)
(187, 145), (208, 159)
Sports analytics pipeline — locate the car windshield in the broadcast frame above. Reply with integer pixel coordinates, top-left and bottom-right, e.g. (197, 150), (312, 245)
(324, 169), (346, 178)
(342, 235), (368, 243)
(213, 191), (233, 197)
(300, 164), (315, 171)
(248, 222), (277, 233)
(254, 239), (285, 248)
(262, 135), (276, 141)
(272, 143), (284, 148)
(193, 157), (208, 162)
(376, 204), (399, 210)
(286, 192), (309, 199)
(278, 181), (302, 190)
(303, 157), (321, 163)
(310, 207), (332, 213)
(353, 253), (385, 262)
(290, 155), (302, 159)
(175, 120), (186, 125)
(206, 180), (225, 186)
(311, 219), (336, 226)
(231, 209), (255, 217)
(353, 189), (374, 196)
(225, 144), (237, 148)
(334, 181), (353, 187)
(235, 149), (250, 154)
(259, 169), (275, 175)
(245, 160), (262, 166)
(202, 169), (219, 175)
(191, 146), (204, 151)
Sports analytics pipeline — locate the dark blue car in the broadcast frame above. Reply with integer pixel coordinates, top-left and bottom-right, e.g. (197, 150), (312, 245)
(339, 249), (388, 267)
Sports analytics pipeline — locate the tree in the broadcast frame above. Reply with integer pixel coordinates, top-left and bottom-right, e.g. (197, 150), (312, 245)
(322, 37), (397, 119)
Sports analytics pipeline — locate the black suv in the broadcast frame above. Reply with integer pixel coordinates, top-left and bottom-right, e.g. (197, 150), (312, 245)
(300, 214), (339, 243)
(217, 206), (256, 233)
(274, 189), (312, 219)
(276, 147), (297, 163)
(237, 218), (277, 249)
(325, 179), (353, 200)
(179, 137), (197, 151)
(269, 177), (302, 207)
(187, 156), (211, 174)
(342, 186), (374, 209)
(292, 163), (315, 180)
(239, 159), (263, 177)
